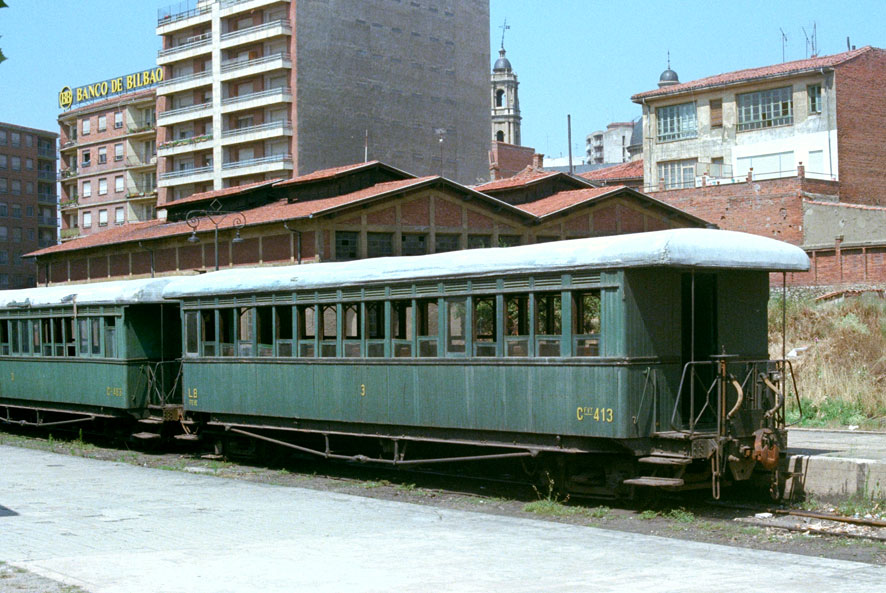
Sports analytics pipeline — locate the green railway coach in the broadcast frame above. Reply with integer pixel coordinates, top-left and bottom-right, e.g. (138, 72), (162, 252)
(164, 229), (809, 497)
(0, 278), (181, 429)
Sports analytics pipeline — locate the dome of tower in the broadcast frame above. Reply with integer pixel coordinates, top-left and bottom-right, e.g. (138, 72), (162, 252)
(493, 48), (512, 72)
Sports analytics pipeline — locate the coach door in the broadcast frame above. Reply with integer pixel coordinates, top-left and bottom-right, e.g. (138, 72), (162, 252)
(679, 272), (718, 428)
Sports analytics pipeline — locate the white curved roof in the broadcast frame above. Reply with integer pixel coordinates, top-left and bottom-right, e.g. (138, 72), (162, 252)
(163, 229), (810, 299)
(0, 277), (173, 309)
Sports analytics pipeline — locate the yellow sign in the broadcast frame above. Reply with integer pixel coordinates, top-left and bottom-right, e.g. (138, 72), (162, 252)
(59, 67), (164, 110)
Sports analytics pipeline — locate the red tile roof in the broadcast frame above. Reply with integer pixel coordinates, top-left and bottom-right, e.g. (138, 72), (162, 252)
(514, 186), (626, 217)
(165, 178), (282, 208)
(473, 170), (559, 192)
(581, 160), (644, 182)
(632, 46), (876, 101)
(29, 177), (439, 257)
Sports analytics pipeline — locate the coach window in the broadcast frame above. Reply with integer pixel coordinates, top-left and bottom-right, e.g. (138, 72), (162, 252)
(104, 316), (117, 358)
(77, 318), (88, 355)
(342, 303), (361, 357)
(535, 293), (562, 356)
(505, 294), (530, 356)
(573, 291), (601, 356)
(52, 318), (64, 356)
(41, 319), (52, 356)
(219, 309), (235, 356)
(10, 320), (20, 354)
(237, 307), (255, 356)
(297, 305), (316, 357)
(20, 321), (31, 355)
(446, 297), (467, 355)
(274, 306), (293, 357)
(320, 305), (337, 357)
(91, 318), (101, 356)
(254, 307), (273, 357)
(201, 310), (216, 356)
(364, 302), (385, 357)
(417, 298), (439, 357)
(0, 320), (8, 355)
(473, 296), (497, 356)
(391, 300), (413, 357)
(185, 312), (199, 356)
(63, 318), (75, 356)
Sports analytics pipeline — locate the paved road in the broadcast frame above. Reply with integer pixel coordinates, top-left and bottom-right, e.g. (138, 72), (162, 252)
(1, 445), (884, 593)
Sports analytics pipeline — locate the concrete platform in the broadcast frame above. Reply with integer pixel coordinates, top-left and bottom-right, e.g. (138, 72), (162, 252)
(2, 445), (885, 593)
(786, 428), (886, 500)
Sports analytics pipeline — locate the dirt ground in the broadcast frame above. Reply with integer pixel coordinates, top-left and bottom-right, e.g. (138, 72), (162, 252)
(2, 427), (885, 584)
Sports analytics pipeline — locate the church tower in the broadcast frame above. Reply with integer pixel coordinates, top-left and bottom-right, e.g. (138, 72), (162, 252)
(491, 44), (521, 145)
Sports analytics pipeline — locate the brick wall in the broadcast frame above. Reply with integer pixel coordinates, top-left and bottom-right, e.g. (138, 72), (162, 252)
(835, 49), (886, 205)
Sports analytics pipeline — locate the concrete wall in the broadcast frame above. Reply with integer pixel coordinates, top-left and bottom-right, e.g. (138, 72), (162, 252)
(294, 0), (491, 185)
(803, 200), (886, 249)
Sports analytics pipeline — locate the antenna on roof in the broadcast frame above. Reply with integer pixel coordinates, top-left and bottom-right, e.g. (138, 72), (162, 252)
(499, 18), (510, 50)
(779, 28), (787, 62)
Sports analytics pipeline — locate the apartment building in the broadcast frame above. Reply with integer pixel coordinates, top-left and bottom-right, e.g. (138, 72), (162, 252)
(0, 123), (58, 288)
(58, 89), (158, 242)
(632, 46), (886, 204)
(154, 0), (491, 207)
(585, 122), (633, 165)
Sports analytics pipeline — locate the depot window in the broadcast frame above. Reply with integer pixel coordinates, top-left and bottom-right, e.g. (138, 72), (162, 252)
(737, 86), (793, 131)
(82, 119), (91, 135)
(656, 102), (697, 141)
(114, 112), (123, 129)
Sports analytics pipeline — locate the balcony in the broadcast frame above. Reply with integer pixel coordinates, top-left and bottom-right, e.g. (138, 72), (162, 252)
(38, 147), (55, 159)
(158, 101), (213, 126)
(220, 19), (291, 50)
(221, 120), (291, 145)
(60, 228), (80, 240)
(126, 185), (158, 199)
(156, 70), (212, 95)
(220, 52), (290, 80)
(58, 167), (78, 180)
(158, 133), (214, 156)
(220, 0), (289, 15)
(125, 155), (158, 168)
(38, 170), (56, 182)
(157, 1), (212, 33)
(157, 32), (212, 64)
(38, 216), (58, 227)
(159, 165), (214, 185)
(222, 153), (292, 177)
(39, 239), (58, 248)
(221, 87), (291, 113)
(38, 192), (57, 205)
(128, 121), (156, 135)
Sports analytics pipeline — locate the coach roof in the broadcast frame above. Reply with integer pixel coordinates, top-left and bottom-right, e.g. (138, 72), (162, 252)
(0, 277), (173, 309)
(162, 229), (810, 299)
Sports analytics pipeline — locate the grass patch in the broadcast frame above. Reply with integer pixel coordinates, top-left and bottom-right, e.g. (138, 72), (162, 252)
(638, 509), (659, 520)
(836, 486), (886, 518)
(360, 480), (391, 489)
(665, 507), (695, 523)
(772, 293), (886, 428)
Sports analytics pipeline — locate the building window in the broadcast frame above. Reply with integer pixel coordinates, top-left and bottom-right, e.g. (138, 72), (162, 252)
(12, 227), (21, 242)
(98, 147), (107, 164)
(10, 180), (20, 195)
(435, 234), (459, 252)
(82, 181), (92, 197)
(656, 102), (697, 141)
(98, 209), (108, 227)
(27, 229), (34, 241)
(0, 250), (6, 264)
(98, 178), (107, 195)
(808, 84), (822, 114)
(114, 112), (123, 129)
(11, 204), (20, 218)
(496, 130), (505, 142)
(114, 143), (123, 161)
(115, 175), (124, 193)
(11, 156), (20, 171)
(0, 203), (6, 216)
(334, 231), (358, 260)
(82, 119), (91, 135)
(25, 158), (34, 170)
(115, 207), (125, 225)
(98, 115), (107, 132)
(737, 86), (793, 131)
(25, 205), (33, 217)
(82, 212), (92, 228)
(0, 130), (5, 144)
(10, 132), (20, 146)
(81, 150), (91, 168)
(24, 135), (32, 147)
(401, 233), (427, 256)
(658, 158), (697, 190)
(498, 234), (521, 247)
(495, 89), (505, 107)
(367, 232), (393, 258)
(467, 235), (491, 249)
(0, 155), (5, 168)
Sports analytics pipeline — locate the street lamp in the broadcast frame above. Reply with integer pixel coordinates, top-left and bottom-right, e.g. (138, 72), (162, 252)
(185, 208), (246, 271)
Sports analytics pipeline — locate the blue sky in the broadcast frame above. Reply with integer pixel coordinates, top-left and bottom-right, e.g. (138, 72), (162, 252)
(1, 0), (885, 159)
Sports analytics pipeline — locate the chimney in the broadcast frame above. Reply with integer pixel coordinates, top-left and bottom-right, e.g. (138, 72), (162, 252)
(797, 161), (805, 179)
(532, 153), (544, 169)
(746, 167), (753, 183)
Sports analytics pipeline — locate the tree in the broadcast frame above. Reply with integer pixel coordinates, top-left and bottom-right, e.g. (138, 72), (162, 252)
(0, 1), (7, 65)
